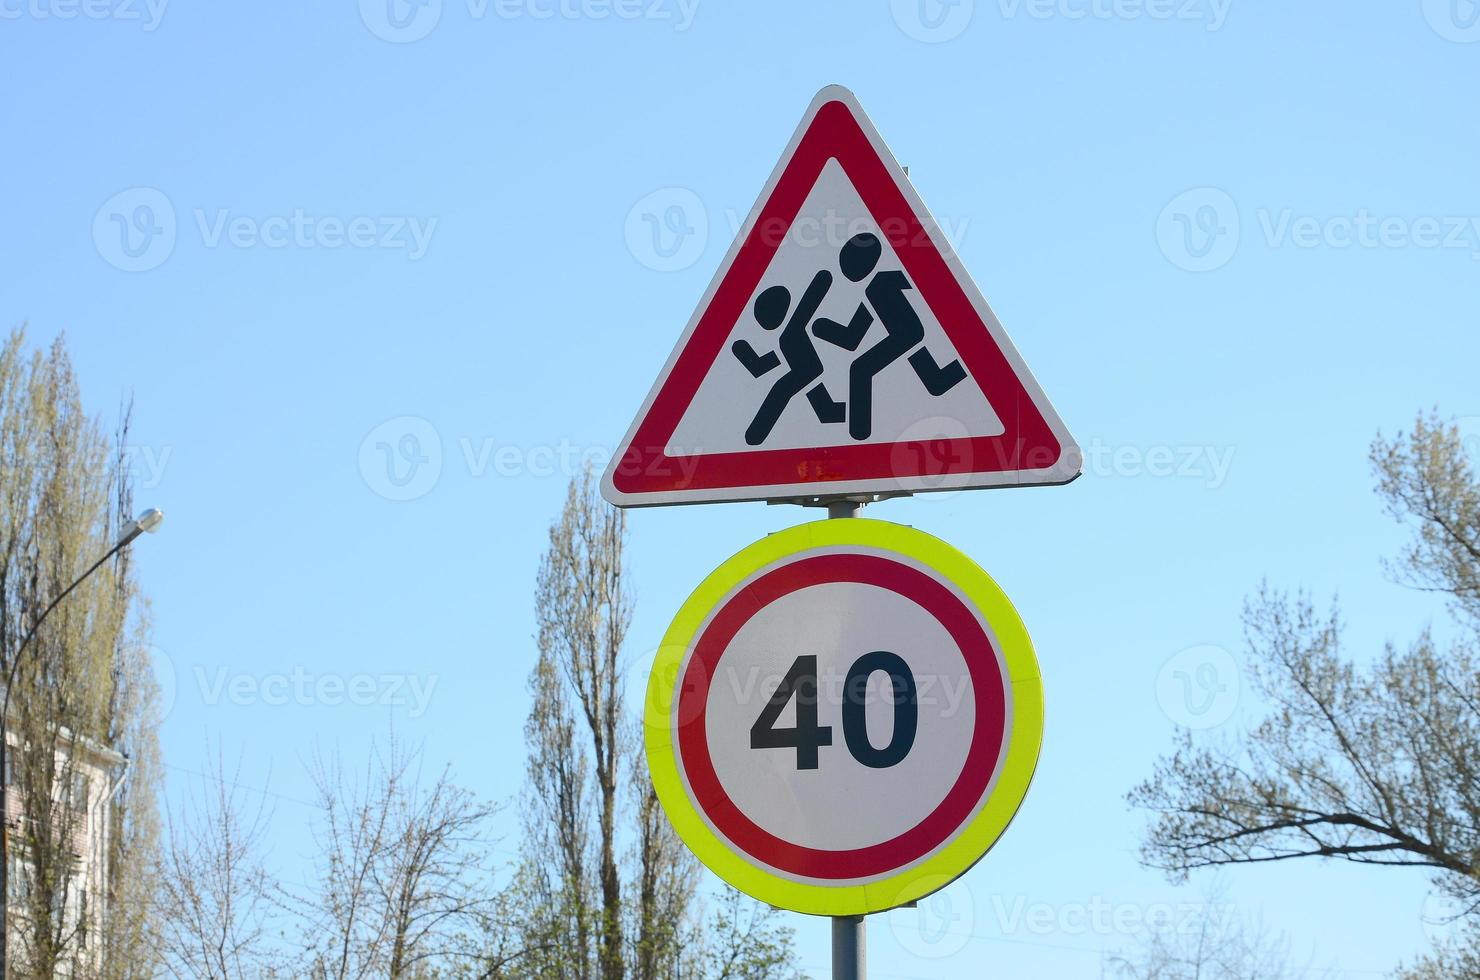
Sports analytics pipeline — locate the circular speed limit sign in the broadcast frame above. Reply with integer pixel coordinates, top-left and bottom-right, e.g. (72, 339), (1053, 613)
(645, 518), (1043, 916)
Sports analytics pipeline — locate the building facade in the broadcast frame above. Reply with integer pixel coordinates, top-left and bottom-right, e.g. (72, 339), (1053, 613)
(3, 727), (126, 977)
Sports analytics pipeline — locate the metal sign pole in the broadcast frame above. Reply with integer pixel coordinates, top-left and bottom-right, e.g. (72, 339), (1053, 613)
(832, 914), (866, 980)
(826, 496), (864, 979)
(826, 498), (862, 519)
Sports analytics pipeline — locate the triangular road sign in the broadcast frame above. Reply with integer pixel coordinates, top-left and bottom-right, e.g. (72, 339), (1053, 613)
(602, 85), (1080, 508)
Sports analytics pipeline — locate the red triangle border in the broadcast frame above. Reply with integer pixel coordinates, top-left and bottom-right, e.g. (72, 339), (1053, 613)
(607, 91), (1075, 506)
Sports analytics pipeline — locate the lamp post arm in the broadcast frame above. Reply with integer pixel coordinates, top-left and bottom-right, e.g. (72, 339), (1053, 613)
(2, 534), (134, 725)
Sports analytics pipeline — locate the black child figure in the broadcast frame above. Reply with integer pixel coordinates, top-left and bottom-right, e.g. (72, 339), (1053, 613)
(812, 232), (967, 441)
(731, 275), (846, 446)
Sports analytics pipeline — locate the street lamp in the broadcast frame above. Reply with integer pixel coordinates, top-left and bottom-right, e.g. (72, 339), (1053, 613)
(0, 509), (163, 979)
(121, 508), (164, 543)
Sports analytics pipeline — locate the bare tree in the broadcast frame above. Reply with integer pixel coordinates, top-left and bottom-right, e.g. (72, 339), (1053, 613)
(0, 328), (161, 978)
(294, 738), (499, 979)
(1396, 922), (1480, 979)
(531, 470), (632, 980)
(156, 748), (279, 979)
(380, 761), (498, 977)
(689, 887), (805, 980)
(97, 575), (163, 980)
(1109, 883), (1315, 980)
(516, 469), (802, 980)
(627, 734), (695, 980)
(516, 652), (595, 979)
(1373, 411), (1480, 626)
(1130, 413), (1480, 958)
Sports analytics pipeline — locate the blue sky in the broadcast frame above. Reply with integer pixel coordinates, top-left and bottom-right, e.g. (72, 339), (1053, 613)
(4, 1), (1479, 975)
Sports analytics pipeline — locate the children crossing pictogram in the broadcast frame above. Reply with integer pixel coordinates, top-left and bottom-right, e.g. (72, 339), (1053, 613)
(734, 232), (967, 446)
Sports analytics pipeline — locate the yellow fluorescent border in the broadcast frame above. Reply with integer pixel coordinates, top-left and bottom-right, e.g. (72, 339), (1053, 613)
(643, 518), (1044, 917)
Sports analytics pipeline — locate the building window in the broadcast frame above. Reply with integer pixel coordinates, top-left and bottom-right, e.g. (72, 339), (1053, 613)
(7, 849), (27, 903)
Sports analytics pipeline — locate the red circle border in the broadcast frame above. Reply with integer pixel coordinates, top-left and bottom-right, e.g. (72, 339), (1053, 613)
(675, 552), (1008, 880)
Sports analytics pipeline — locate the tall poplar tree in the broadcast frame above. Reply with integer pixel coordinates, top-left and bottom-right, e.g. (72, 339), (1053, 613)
(0, 328), (161, 977)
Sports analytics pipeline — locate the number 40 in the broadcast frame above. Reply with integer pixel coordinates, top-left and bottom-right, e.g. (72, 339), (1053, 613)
(749, 653), (918, 770)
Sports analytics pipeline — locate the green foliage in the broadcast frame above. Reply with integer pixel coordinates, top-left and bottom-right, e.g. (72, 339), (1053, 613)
(0, 327), (161, 977)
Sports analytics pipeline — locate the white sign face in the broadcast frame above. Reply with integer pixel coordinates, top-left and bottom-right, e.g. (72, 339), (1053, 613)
(645, 520), (1045, 915)
(703, 571), (991, 862)
(603, 85), (1080, 508)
